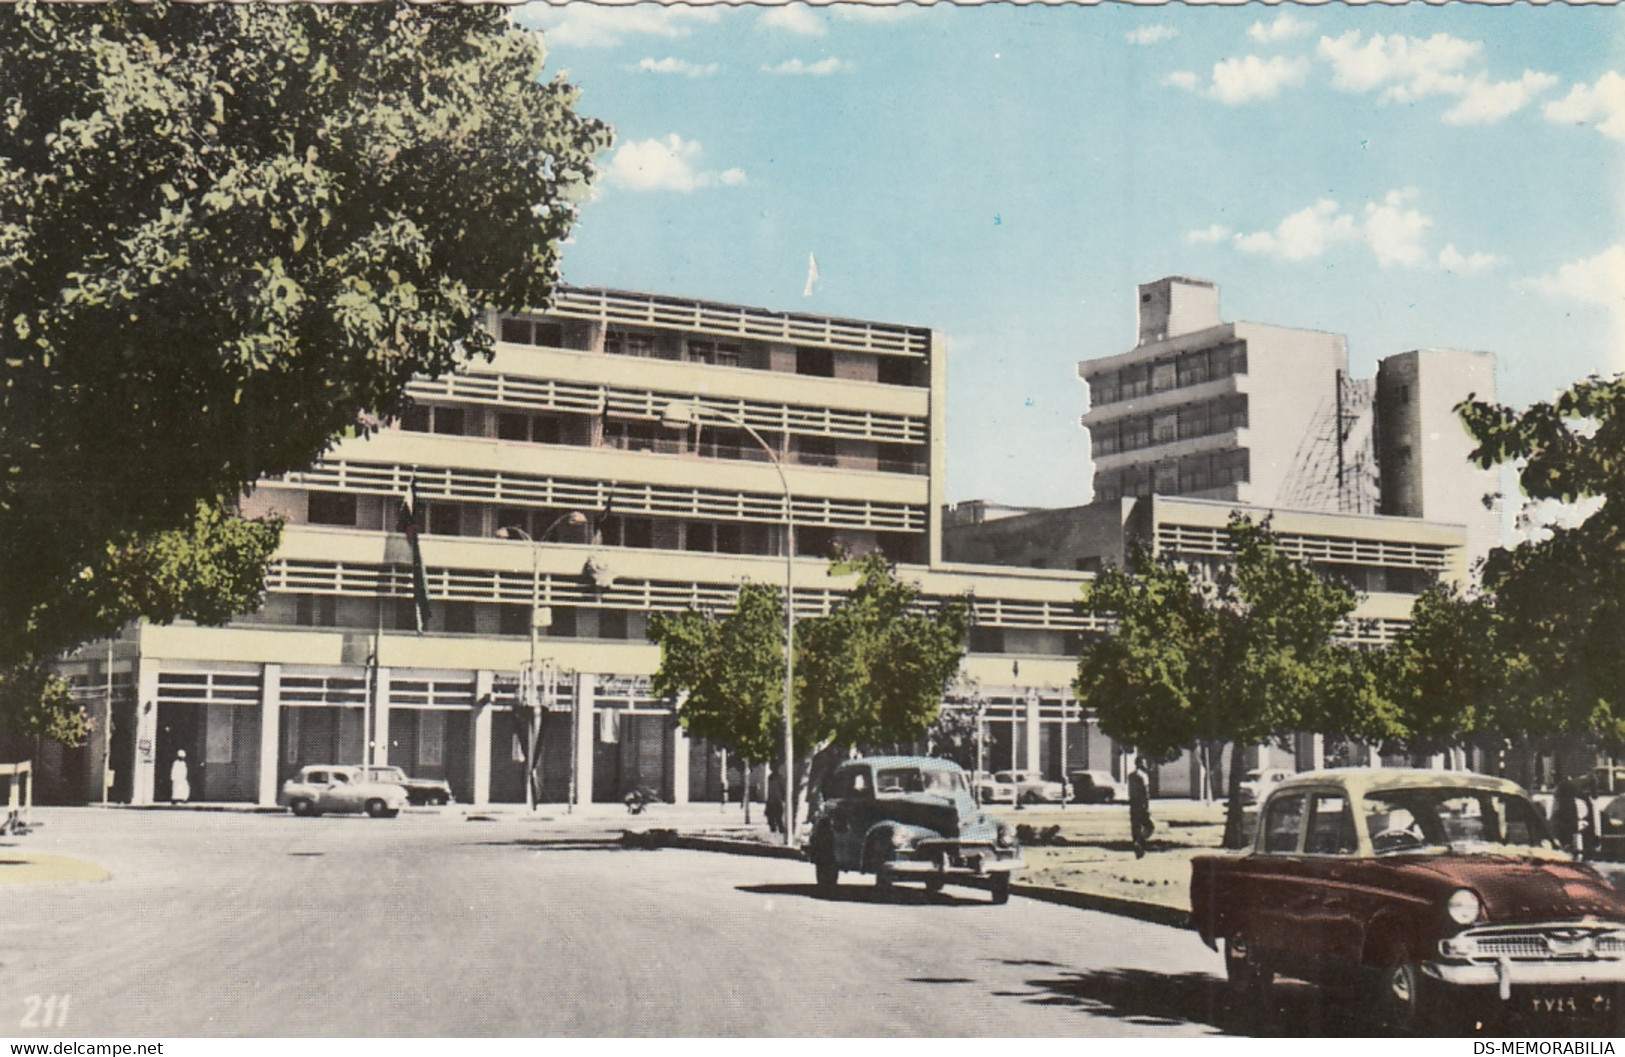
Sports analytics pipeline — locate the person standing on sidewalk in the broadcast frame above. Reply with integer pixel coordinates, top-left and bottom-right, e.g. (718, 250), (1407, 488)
(1128, 757), (1153, 859)
(169, 750), (191, 806)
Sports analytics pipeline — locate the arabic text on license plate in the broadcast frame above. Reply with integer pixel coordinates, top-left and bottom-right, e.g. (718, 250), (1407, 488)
(1527, 991), (1612, 1017)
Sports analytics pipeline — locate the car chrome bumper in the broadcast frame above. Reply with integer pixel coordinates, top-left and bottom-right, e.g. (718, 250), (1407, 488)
(1429, 959), (1625, 996)
(881, 857), (1025, 877)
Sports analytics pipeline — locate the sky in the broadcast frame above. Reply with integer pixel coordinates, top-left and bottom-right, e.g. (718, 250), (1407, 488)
(517, 0), (1625, 510)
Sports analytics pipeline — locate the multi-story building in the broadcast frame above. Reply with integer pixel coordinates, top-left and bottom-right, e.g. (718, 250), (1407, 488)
(51, 288), (1104, 807)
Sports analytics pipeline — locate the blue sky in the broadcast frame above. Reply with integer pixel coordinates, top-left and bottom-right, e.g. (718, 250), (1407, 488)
(518, 1), (1625, 509)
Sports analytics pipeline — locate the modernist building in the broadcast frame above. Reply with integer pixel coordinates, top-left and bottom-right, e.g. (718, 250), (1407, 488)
(50, 288), (1107, 807)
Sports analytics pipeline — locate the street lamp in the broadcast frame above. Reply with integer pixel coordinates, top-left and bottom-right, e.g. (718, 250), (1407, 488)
(660, 400), (795, 846)
(497, 510), (588, 810)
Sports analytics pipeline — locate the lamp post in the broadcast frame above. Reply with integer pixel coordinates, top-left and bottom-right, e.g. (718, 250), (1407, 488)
(660, 400), (795, 846)
(497, 510), (588, 810)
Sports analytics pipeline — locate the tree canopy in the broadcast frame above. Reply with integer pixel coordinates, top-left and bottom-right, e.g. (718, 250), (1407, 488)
(0, 2), (612, 736)
(1075, 516), (1388, 845)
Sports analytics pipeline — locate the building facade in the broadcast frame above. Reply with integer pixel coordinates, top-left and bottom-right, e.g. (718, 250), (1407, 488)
(51, 288), (1110, 807)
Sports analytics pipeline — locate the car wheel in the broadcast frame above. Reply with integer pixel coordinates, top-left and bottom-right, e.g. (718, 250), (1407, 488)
(924, 878), (945, 894)
(1224, 937), (1274, 1019)
(1020, 791), (1041, 805)
(989, 872), (1011, 905)
(864, 834), (893, 891)
(364, 798), (396, 819)
(289, 798), (315, 817)
(430, 792), (448, 806)
(1375, 960), (1427, 1033)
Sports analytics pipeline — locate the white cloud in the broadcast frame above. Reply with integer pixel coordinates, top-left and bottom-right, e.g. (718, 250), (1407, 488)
(762, 57), (848, 76)
(1247, 14), (1312, 45)
(760, 5), (826, 37)
(525, 5), (720, 49)
(1187, 224), (1231, 245)
(832, 4), (919, 23)
(635, 57), (719, 78)
(1443, 71), (1560, 125)
(1363, 189), (1433, 268)
(1207, 55), (1311, 105)
(1317, 31), (1554, 125)
(1236, 199), (1359, 261)
(603, 135), (747, 193)
(1126, 25), (1177, 46)
(1544, 71), (1625, 141)
(1163, 71), (1199, 92)
(1439, 244), (1505, 274)
(1522, 245), (1625, 307)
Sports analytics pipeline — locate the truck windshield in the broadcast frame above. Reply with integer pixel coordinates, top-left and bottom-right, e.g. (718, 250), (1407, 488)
(1364, 788), (1558, 855)
(875, 768), (967, 797)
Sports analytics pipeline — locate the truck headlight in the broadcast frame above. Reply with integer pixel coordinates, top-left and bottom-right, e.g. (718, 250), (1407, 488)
(1447, 888), (1482, 926)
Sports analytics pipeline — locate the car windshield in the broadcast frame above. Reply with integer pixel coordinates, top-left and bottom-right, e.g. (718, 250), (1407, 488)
(875, 767), (966, 797)
(1364, 788), (1559, 856)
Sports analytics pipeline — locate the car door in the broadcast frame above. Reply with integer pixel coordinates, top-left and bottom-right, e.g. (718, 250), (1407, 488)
(826, 766), (873, 867)
(1293, 789), (1367, 968)
(1230, 791), (1311, 958)
(319, 770), (362, 812)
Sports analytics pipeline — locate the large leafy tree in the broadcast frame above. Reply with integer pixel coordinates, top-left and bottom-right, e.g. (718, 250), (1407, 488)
(1454, 379), (1625, 743)
(1076, 517), (1390, 846)
(0, 2), (612, 736)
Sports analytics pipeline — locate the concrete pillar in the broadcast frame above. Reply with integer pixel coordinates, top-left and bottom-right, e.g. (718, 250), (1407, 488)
(132, 660), (161, 805)
(258, 664), (282, 807)
(1024, 689), (1041, 776)
(373, 667), (391, 766)
(473, 671), (493, 807)
(574, 673), (596, 806)
(669, 715), (690, 805)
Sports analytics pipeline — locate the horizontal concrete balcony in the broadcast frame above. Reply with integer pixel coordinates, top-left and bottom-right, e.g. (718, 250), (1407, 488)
(1080, 373), (1246, 426)
(1089, 429), (1249, 473)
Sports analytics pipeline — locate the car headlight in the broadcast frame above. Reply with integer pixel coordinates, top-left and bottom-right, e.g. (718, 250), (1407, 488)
(996, 820), (1017, 848)
(891, 828), (916, 849)
(1447, 888), (1482, 926)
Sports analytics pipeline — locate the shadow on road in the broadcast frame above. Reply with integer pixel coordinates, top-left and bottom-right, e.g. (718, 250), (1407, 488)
(735, 881), (997, 907)
(470, 837), (662, 852)
(1008, 968), (1384, 1036)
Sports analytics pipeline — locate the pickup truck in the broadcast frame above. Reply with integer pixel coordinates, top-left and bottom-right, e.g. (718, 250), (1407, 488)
(1191, 767), (1625, 1033)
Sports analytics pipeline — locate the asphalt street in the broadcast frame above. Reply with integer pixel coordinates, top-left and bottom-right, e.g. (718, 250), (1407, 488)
(1, 807), (1244, 1037)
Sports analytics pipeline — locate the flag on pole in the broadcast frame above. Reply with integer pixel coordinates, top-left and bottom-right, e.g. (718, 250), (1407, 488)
(802, 252), (819, 297)
(399, 477), (432, 634)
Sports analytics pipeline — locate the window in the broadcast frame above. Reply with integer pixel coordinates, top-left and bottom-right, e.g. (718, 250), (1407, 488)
(1262, 793), (1305, 853)
(295, 594), (336, 627)
(605, 327), (656, 358)
(500, 318), (532, 344)
(716, 523), (743, 554)
(431, 407), (466, 436)
(548, 607), (578, 638)
(400, 405), (431, 433)
(684, 522), (717, 552)
(687, 340), (742, 367)
(1075, 556), (1102, 572)
(496, 509), (529, 537)
(796, 346), (834, 377)
(1151, 362), (1177, 393)
(796, 436), (837, 467)
(206, 705), (235, 764)
(428, 503), (462, 536)
(534, 322), (564, 347)
(285, 709), (301, 764)
(418, 710), (445, 768)
(877, 357), (920, 387)
(498, 413), (530, 441)
(1306, 794), (1358, 855)
(968, 626), (1005, 654)
(307, 492), (357, 527)
(598, 610), (629, 639)
(499, 604), (530, 637)
(1153, 413), (1179, 444)
(443, 602), (475, 634)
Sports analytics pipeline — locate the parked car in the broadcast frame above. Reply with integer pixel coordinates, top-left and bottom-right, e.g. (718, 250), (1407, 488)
(807, 756), (1024, 903)
(357, 765), (454, 806)
(1069, 770), (1125, 804)
(1191, 768), (1625, 1033)
(1237, 767), (1294, 806)
(278, 765), (410, 818)
(973, 771), (1016, 805)
(979, 769), (1065, 805)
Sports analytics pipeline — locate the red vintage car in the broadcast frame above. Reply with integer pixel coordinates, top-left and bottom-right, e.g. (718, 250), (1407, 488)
(1191, 768), (1625, 1033)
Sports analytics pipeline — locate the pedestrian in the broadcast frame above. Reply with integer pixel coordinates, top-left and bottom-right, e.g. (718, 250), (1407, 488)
(766, 765), (785, 835)
(1128, 756), (1153, 859)
(169, 750), (191, 806)
(1553, 778), (1581, 854)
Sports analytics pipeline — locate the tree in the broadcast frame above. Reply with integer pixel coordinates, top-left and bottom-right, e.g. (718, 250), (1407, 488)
(0, 2), (612, 736)
(647, 552), (971, 821)
(1075, 517), (1387, 846)
(1455, 379), (1625, 743)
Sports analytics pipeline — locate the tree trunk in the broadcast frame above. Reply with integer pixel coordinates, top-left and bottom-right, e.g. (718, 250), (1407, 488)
(1221, 741), (1248, 849)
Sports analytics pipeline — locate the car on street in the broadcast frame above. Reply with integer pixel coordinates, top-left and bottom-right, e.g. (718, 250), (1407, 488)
(1191, 768), (1625, 1033)
(972, 770), (1016, 805)
(977, 769), (1065, 805)
(278, 765), (410, 818)
(807, 755), (1024, 903)
(1237, 767), (1294, 806)
(1069, 770), (1125, 803)
(357, 764), (454, 806)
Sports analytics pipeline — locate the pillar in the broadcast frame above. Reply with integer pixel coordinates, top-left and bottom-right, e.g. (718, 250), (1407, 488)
(132, 660), (161, 805)
(258, 664), (282, 807)
(669, 715), (690, 805)
(1024, 689), (1041, 776)
(574, 672), (596, 806)
(473, 670), (493, 806)
(372, 667), (391, 766)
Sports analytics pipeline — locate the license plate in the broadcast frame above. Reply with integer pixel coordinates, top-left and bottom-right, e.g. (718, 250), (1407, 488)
(1525, 990), (1613, 1017)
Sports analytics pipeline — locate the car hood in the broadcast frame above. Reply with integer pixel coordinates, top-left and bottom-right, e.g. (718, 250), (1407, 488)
(1396, 854), (1625, 924)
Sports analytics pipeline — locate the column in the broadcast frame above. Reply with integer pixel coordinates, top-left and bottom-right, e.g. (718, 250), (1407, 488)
(132, 660), (161, 805)
(257, 664), (282, 807)
(1024, 689), (1041, 777)
(574, 672), (596, 807)
(373, 667), (391, 766)
(473, 671), (493, 807)
(669, 714), (690, 806)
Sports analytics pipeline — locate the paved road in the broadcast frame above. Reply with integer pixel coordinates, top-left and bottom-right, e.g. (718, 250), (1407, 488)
(2, 807), (1247, 1037)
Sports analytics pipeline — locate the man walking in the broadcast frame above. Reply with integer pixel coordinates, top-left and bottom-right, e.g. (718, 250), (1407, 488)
(1128, 756), (1153, 859)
